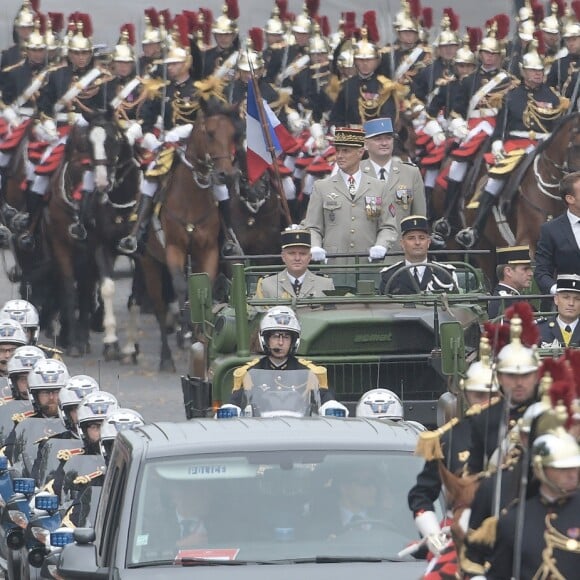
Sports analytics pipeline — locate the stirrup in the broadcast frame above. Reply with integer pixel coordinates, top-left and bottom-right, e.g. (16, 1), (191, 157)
(432, 217), (451, 239)
(10, 211), (30, 233)
(222, 228), (243, 257)
(68, 221), (87, 241)
(117, 235), (138, 255)
(455, 227), (477, 249)
(1, 204), (17, 223)
(16, 231), (35, 252)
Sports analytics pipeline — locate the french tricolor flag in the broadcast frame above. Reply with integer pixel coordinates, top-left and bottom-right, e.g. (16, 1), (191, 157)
(246, 80), (296, 184)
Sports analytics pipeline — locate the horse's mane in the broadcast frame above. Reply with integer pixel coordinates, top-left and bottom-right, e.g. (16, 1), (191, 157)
(535, 111), (579, 156)
(199, 97), (244, 146)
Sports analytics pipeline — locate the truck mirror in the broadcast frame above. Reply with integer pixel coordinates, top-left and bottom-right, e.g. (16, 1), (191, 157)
(188, 273), (214, 325)
(440, 321), (467, 376)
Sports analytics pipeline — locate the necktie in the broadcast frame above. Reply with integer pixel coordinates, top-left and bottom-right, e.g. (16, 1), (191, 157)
(563, 325), (572, 346)
(348, 175), (356, 198)
(413, 266), (421, 286)
(379, 168), (386, 181)
(292, 278), (302, 295)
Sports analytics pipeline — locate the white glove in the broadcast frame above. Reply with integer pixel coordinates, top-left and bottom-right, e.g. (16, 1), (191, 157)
(411, 110), (427, 130)
(310, 246), (327, 262)
(73, 113), (89, 127)
(125, 122), (143, 146)
(423, 119), (446, 147)
(491, 139), (506, 161)
(287, 110), (307, 134)
(415, 510), (445, 556)
(164, 124), (193, 143)
(141, 132), (162, 151)
(449, 117), (469, 140)
(42, 119), (59, 143)
(2, 106), (20, 128)
(368, 245), (387, 261)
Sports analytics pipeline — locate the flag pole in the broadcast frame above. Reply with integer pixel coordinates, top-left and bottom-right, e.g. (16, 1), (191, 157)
(248, 59), (292, 226)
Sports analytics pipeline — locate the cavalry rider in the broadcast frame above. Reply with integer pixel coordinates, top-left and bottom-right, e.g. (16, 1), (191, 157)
(139, 10), (165, 78)
(547, 6), (580, 98)
(261, 4), (287, 84)
(17, 15), (112, 250)
(431, 19), (517, 244)
(117, 29), (232, 255)
(191, 0), (240, 81)
(329, 25), (404, 127)
(455, 41), (568, 249)
(0, 0), (36, 77)
(540, 3), (565, 72)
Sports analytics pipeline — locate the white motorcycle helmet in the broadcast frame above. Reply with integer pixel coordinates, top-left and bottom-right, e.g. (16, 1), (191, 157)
(27, 358), (70, 413)
(259, 306), (301, 354)
(100, 408), (144, 458)
(356, 389), (404, 420)
(77, 392), (119, 428)
(0, 319), (28, 348)
(59, 375), (101, 433)
(7, 345), (46, 399)
(0, 300), (40, 344)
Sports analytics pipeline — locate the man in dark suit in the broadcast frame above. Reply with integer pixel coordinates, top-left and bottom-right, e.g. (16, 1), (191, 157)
(535, 172), (580, 295)
(379, 215), (458, 295)
(538, 274), (580, 347)
(488, 246), (533, 319)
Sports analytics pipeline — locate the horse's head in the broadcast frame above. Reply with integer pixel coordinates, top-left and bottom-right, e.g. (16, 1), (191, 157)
(86, 110), (122, 193)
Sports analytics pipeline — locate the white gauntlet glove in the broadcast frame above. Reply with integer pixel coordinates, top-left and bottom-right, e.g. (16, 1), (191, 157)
(491, 139), (506, 161)
(164, 123), (193, 143)
(368, 245), (387, 261)
(141, 132), (162, 151)
(449, 117), (469, 140)
(125, 122), (143, 146)
(423, 119), (446, 147)
(415, 510), (447, 556)
(310, 246), (327, 262)
(41, 119), (59, 143)
(2, 106), (20, 128)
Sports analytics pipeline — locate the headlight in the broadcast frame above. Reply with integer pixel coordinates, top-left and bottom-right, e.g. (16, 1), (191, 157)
(8, 510), (28, 528)
(31, 526), (50, 546)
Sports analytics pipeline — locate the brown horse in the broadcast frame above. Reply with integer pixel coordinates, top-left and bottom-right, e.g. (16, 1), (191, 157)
(139, 99), (240, 370)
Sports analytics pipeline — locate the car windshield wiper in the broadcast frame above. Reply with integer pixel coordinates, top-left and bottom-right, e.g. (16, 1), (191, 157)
(129, 558), (250, 568)
(288, 556), (408, 564)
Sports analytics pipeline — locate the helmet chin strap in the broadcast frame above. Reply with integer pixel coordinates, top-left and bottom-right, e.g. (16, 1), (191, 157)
(537, 464), (580, 499)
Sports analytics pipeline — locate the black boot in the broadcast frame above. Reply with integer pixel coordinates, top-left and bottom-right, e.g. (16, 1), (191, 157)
(218, 199), (242, 256)
(424, 186), (433, 224)
(455, 191), (496, 249)
(218, 199), (233, 231)
(118, 195), (154, 255)
(16, 193), (45, 251)
(68, 191), (92, 241)
(432, 179), (461, 239)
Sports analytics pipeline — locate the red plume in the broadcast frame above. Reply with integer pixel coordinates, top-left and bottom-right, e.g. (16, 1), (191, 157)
(248, 27), (264, 52)
(362, 10), (379, 43)
(29, 0), (40, 13)
(120, 23), (136, 46)
(159, 9), (173, 30)
(443, 8), (459, 31)
(534, 29), (546, 54)
(226, 0), (239, 21)
(422, 7), (433, 29)
(565, 349), (580, 399)
(531, 1), (544, 25)
(503, 302), (540, 348)
(554, 0), (566, 18)
(144, 8), (160, 28)
(36, 13), (46, 34)
(541, 356), (575, 428)
(467, 27), (482, 52)
(343, 11), (356, 25)
(275, 0), (288, 20)
(48, 12), (64, 33)
(483, 321), (511, 357)
(493, 14), (510, 40)
(183, 10), (198, 32)
(77, 13), (93, 38)
(409, 0), (422, 20)
(199, 9), (213, 45)
(306, 0), (320, 18)
(173, 14), (190, 48)
(317, 15), (330, 38)
(572, 1), (580, 22)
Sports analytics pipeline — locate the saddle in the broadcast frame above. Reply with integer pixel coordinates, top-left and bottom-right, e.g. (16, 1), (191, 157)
(0, 119), (33, 152)
(145, 144), (177, 179)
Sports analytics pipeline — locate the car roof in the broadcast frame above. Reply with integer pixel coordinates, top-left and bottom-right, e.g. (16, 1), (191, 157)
(120, 418), (419, 459)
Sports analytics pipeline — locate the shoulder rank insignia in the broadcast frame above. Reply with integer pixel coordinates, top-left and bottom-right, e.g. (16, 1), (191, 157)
(57, 448), (85, 461)
(465, 396), (501, 417)
(73, 467), (106, 486)
(12, 410), (35, 423)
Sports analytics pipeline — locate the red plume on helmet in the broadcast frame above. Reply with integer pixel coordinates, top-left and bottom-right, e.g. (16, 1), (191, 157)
(493, 14), (510, 40)
(29, 0), (40, 13)
(503, 301), (540, 348)
(534, 29), (546, 55)
(249, 27), (264, 52)
(362, 10), (379, 43)
(76, 13), (93, 38)
(342, 12), (357, 38)
(483, 321), (511, 357)
(120, 23), (136, 46)
(275, 0), (288, 21)
(321, 15), (331, 38)
(182, 10), (199, 33)
(531, 1), (544, 25)
(409, 0), (422, 20)
(443, 8), (459, 31)
(36, 13), (46, 34)
(540, 356), (576, 428)
(173, 14), (190, 48)
(144, 8), (160, 28)
(199, 9), (213, 45)
(572, 0), (580, 21)
(422, 7), (433, 30)
(159, 9), (173, 30)
(226, 0), (239, 20)
(306, 0), (320, 18)
(553, 0), (566, 17)
(466, 27), (482, 52)
(48, 12), (64, 33)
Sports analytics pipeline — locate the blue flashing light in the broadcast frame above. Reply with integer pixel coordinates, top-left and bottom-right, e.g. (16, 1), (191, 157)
(324, 407), (347, 417)
(216, 407), (239, 419)
(35, 495), (59, 512)
(13, 478), (35, 494)
(50, 529), (74, 547)
(0, 456), (8, 470)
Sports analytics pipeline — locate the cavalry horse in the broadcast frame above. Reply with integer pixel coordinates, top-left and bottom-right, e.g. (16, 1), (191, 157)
(140, 98), (240, 371)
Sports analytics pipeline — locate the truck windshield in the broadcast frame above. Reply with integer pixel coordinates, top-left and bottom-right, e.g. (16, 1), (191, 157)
(128, 450), (426, 565)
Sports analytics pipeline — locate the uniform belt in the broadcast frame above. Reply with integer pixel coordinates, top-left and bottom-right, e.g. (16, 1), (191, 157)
(509, 130), (550, 140)
(468, 108), (498, 118)
(18, 107), (35, 117)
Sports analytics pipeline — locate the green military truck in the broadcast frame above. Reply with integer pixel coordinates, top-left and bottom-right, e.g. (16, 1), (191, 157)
(181, 261), (490, 426)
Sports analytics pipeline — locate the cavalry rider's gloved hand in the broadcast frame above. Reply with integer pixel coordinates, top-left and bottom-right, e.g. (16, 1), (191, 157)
(368, 245), (387, 261)
(423, 119), (446, 147)
(125, 122), (143, 146)
(491, 139), (506, 162)
(141, 132), (162, 151)
(164, 124), (193, 144)
(414, 510), (447, 556)
(449, 117), (469, 141)
(287, 110), (308, 134)
(2, 106), (20, 129)
(41, 118), (59, 143)
(310, 246), (327, 263)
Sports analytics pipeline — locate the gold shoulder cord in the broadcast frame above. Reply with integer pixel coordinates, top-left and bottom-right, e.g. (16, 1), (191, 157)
(523, 94), (569, 133)
(533, 512), (580, 580)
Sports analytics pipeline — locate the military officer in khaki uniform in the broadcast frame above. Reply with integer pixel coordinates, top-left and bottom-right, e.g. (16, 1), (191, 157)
(360, 117), (426, 257)
(303, 127), (398, 264)
(254, 227), (335, 300)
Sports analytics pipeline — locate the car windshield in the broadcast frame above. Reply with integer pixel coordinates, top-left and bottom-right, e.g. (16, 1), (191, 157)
(128, 450), (424, 565)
